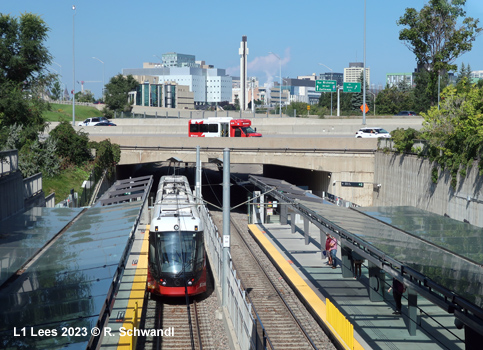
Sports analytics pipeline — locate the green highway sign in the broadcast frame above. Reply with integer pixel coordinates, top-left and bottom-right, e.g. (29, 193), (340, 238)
(343, 82), (361, 93)
(316, 80), (337, 92)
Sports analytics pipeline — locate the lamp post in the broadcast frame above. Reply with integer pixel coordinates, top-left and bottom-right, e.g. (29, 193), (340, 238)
(72, 5), (76, 127)
(53, 62), (64, 101)
(269, 52), (282, 118)
(92, 57), (105, 100)
(362, 0), (367, 125)
(319, 63), (333, 116)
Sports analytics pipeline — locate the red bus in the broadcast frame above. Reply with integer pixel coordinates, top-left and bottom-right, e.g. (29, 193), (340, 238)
(188, 117), (262, 137)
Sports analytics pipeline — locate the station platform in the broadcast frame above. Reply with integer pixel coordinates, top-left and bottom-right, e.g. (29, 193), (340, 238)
(99, 224), (149, 349)
(248, 222), (465, 350)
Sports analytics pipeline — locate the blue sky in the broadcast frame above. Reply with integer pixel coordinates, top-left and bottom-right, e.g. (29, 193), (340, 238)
(2, 0), (483, 98)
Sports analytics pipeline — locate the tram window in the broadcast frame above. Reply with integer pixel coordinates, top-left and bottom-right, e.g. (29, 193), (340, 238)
(190, 124), (200, 133)
(234, 128), (241, 137)
(208, 124), (218, 133)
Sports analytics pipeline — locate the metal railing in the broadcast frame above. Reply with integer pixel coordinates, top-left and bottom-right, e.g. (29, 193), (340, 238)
(23, 173), (42, 199)
(0, 149), (18, 176)
(199, 205), (257, 350)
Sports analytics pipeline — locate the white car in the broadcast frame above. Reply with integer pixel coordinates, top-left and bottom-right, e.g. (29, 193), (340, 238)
(355, 127), (390, 138)
(78, 117), (109, 126)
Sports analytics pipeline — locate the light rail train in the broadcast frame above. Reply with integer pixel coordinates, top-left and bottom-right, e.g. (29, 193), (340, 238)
(147, 175), (207, 297)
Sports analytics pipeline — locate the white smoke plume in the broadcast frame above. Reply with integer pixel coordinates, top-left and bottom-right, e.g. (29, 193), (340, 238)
(226, 47), (291, 88)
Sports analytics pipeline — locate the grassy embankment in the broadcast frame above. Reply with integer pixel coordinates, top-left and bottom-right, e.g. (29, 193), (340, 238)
(42, 103), (103, 204)
(44, 103), (103, 123)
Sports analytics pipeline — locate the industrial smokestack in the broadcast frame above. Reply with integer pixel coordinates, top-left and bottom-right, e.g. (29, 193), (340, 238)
(239, 36), (249, 111)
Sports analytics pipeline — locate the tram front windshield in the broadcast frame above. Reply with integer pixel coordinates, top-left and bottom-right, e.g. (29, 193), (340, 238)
(151, 231), (202, 275)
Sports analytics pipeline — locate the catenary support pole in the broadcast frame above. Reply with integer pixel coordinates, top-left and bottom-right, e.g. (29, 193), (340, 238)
(222, 148), (231, 306)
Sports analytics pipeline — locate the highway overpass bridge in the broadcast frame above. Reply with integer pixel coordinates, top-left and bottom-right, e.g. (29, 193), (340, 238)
(67, 116), (423, 207)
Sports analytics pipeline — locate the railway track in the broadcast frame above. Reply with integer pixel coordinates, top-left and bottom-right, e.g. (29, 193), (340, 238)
(212, 211), (336, 350)
(136, 272), (217, 350)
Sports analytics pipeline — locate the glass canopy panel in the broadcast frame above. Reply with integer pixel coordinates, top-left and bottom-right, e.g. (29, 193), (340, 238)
(297, 201), (483, 309)
(0, 202), (142, 349)
(0, 207), (82, 286)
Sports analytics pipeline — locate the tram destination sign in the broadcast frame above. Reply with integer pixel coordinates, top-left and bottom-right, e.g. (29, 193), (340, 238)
(340, 181), (364, 187)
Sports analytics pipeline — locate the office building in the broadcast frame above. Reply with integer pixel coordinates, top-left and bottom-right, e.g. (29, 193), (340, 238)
(344, 62), (370, 85)
(123, 65), (232, 106)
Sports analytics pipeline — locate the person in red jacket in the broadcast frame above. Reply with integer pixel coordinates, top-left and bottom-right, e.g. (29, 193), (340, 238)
(325, 233), (332, 265)
(328, 235), (338, 269)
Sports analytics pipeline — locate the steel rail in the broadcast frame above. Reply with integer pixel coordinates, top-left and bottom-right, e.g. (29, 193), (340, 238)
(230, 216), (320, 350)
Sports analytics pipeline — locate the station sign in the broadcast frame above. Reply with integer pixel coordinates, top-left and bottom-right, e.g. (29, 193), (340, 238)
(341, 182), (364, 187)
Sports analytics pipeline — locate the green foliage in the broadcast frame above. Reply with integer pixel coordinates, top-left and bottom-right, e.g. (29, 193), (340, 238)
(397, 0), (482, 107)
(104, 74), (138, 116)
(431, 167), (439, 184)
(421, 81), (483, 187)
(50, 80), (62, 100)
(376, 85), (415, 115)
(0, 13), (54, 131)
(90, 139), (120, 178)
(49, 121), (92, 166)
(390, 128), (421, 153)
(75, 90), (95, 103)
(43, 165), (92, 204)
(43, 103), (103, 122)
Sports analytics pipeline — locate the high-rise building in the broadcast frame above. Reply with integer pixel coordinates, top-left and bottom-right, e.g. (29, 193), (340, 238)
(344, 62), (370, 85)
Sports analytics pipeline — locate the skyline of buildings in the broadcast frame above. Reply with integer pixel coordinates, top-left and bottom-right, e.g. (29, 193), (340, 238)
(122, 50), (482, 110)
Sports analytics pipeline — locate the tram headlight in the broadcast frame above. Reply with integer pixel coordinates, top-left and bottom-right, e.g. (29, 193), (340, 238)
(187, 280), (193, 286)
(174, 224), (179, 230)
(194, 225), (198, 231)
(155, 226), (158, 232)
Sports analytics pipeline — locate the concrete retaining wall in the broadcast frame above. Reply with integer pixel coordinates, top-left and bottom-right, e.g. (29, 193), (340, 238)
(373, 152), (483, 227)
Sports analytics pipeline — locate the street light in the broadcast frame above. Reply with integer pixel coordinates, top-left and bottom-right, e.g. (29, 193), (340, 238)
(92, 57), (105, 100)
(52, 62), (65, 101)
(269, 52), (282, 118)
(362, 0), (367, 125)
(368, 91), (376, 116)
(72, 5), (76, 127)
(319, 63), (333, 116)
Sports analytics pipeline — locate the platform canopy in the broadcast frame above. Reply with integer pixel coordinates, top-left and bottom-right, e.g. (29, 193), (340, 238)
(0, 175), (153, 349)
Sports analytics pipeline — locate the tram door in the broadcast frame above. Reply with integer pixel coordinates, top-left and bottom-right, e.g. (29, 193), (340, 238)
(220, 122), (229, 137)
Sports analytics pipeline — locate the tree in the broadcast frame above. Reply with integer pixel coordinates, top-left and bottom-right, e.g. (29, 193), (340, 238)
(397, 0), (481, 108)
(50, 80), (62, 100)
(103, 74), (138, 116)
(456, 62), (472, 86)
(91, 139), (120, 179)
(75, 90), (95, 103)
(376, 85), (415, 115)
(0, 13), (54, 130)
(421, 80), (483, 187)
(49, 121), (91, 167)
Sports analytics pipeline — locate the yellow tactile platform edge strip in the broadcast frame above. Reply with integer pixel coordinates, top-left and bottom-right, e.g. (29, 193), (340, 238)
(117, 225), (150, 350)
(248, 224), (364, 350)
